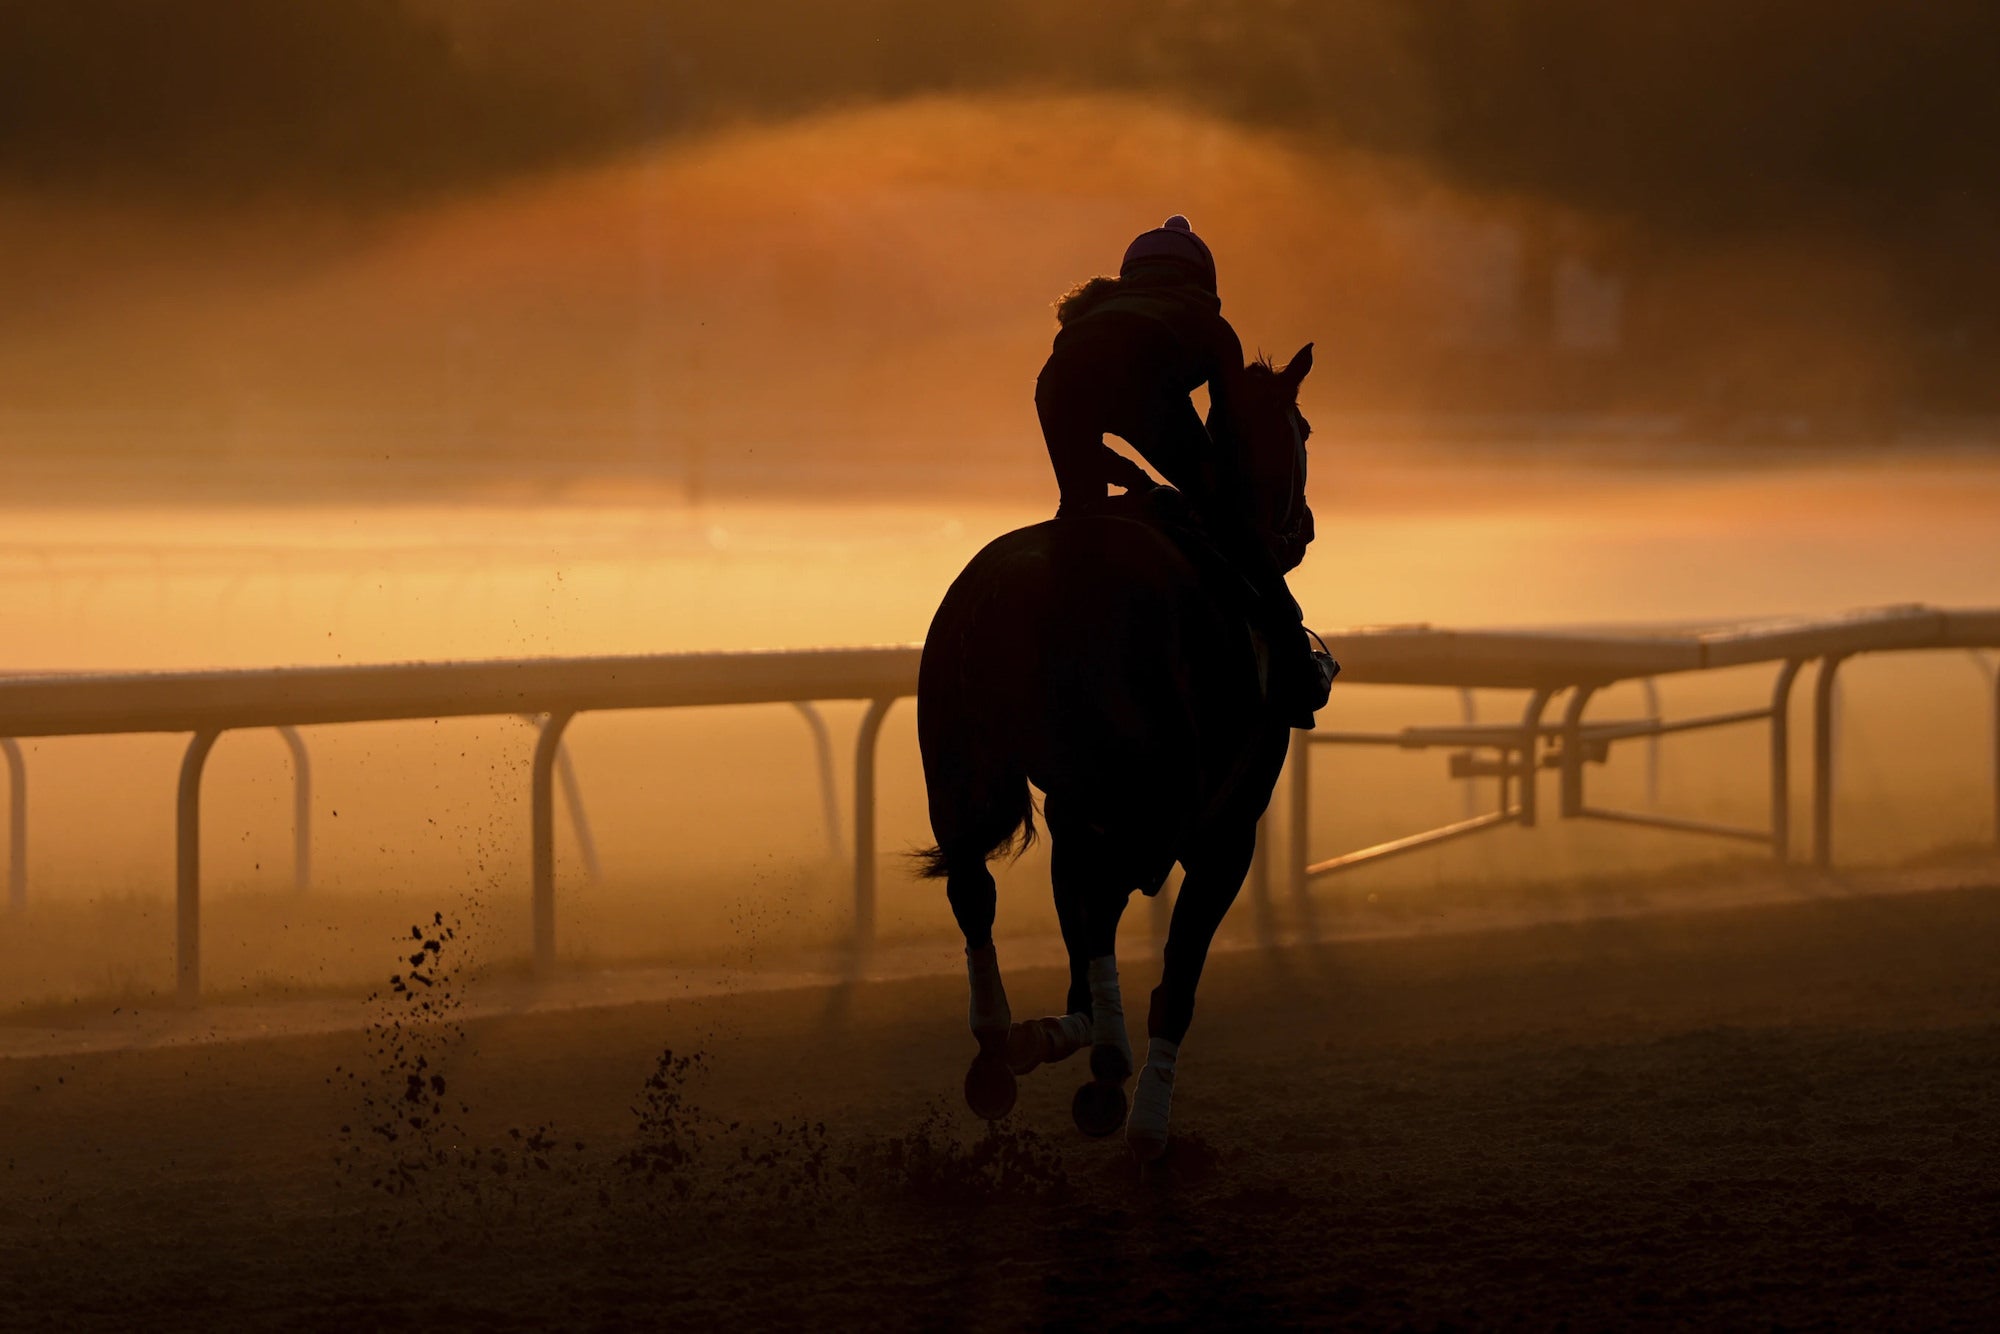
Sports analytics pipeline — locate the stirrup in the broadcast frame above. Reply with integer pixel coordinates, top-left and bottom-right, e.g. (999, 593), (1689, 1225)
(1289, 632), (1339, 729)
(1307, 638), (1340, 710)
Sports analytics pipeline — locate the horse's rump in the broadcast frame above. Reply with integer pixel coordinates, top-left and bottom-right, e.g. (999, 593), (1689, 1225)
(916, 503), (1265, 884)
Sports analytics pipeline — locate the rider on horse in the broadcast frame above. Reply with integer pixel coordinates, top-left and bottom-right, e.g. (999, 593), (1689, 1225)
(1034, 215), (1331, 728)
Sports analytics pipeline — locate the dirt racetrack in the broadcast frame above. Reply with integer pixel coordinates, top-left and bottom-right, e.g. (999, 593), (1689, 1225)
(4, 879), (1998, 1331)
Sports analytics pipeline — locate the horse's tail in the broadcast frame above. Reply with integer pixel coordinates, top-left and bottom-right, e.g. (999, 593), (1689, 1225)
(909, 785), (1036, 880)
(911, 649), (1039, 879)
(913, 539), (1051, 881)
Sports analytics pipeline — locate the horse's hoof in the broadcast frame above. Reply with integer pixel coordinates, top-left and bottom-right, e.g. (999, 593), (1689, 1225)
(965, 1050), (1017, 1120)
(1089, 1042), (1133, 1084)
(1127, 1125), (1169, 1164)
(1005, 1020), (1049, 1076)
(1071, 1080), (1128, 1138)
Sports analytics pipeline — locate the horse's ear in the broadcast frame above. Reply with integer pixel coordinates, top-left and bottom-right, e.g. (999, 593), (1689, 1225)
(1281, 343), (1314, 391)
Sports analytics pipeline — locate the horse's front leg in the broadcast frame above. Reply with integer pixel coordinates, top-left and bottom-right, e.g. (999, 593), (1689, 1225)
(1069, 935), (1139, 1136)
(1127, 819), (1257, 1162)
(949, 860), (1017, 1119)
(1048, 814), (1135, 1137)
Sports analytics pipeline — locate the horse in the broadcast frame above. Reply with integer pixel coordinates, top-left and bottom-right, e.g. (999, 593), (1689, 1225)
(913, 343), (1317, 1162)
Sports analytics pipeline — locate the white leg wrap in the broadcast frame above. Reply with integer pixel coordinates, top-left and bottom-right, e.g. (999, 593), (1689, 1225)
(1127, 1037), (1179, 1159)
(1087, 955), (1131, 1071)
(966, 942), (1010, 1035)
(1056, 1012), (1093, 1049)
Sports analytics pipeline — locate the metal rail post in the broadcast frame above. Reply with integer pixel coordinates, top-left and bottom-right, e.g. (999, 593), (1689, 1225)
(1517, 687), (1557, 828)
(277, 726), (311, 893)
(1558, 685), (1599, 817)
(531, 709), (575, 975)
(853, 697), (895, 947)
(1812, 654), (1847, 869)
(2, 737), (23, 912)
(177, 729), (221, 1004)
(1768, 658), (1806, 863)
(515, 714), (601, 882)
(791, 701), (845, 858)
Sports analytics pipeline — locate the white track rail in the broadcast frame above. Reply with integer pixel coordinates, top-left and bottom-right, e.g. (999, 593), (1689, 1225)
(2, 607), (1996, 1002)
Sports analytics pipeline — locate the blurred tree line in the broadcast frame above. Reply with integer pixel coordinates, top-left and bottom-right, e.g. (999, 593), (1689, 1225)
(5, 0), (1993, 236)
(3, 0), (1995, 423)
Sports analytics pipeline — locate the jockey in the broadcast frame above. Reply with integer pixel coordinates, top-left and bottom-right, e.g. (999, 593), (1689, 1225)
(1034, 215), (1329, 728)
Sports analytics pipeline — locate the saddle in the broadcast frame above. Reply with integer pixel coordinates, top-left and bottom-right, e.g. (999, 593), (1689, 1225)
(1071, 486), (1339, 721)
(1074, 486), (1278, 696)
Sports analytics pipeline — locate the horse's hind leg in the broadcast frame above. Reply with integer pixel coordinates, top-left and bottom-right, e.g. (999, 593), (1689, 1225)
(1128, 817), (1257, 1162)
(947, 857), (1017, 1120)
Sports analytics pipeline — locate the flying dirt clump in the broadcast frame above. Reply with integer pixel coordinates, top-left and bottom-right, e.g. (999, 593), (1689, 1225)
(611, 1044), (1068, 1217)
(846, 1104), (1071, 1205)
(332, 910), (587, 1230)
(612, 1044), (837, 1217)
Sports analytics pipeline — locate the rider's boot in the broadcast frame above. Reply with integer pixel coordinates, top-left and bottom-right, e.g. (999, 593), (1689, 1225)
(1263, 606), (1334, 731)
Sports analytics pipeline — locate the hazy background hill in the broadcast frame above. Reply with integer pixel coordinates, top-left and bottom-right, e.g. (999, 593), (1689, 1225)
(4, 1), (1997, 494)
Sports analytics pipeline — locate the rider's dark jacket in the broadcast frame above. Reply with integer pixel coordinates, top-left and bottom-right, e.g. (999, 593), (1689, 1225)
(1035, 260), (1245, 513)
(1035, 260), (1313, 595)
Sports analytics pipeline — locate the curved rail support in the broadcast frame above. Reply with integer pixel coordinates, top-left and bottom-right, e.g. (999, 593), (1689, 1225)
(1768, 658), (1807, 863)
(853, 697), (896, 948)
(276, 726), (311, 893)
(2, 737), (23, 912)
(1517, 687), (1557, 828)
(554, 741), (601, 883)
(791, 701), (845, 859)
(177, 729), (222, 1004)
(515, 713), (600, 883)
(1811, 654), (1848, 869)
(531, 709), (576, 976)
(1558, 684), (1600, 818)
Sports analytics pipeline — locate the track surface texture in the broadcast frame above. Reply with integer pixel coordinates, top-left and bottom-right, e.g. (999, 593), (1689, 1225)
(4, 883), (1999, 1331)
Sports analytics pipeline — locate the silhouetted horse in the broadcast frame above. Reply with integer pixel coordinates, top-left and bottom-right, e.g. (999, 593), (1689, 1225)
(916, 344), (1316, 1161)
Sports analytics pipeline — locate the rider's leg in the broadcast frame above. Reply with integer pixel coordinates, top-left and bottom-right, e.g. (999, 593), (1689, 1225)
(1115, 372), (1221, 504)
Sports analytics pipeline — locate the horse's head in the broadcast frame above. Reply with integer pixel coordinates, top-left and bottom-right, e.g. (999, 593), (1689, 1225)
(1212, 342), (1315, 574)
